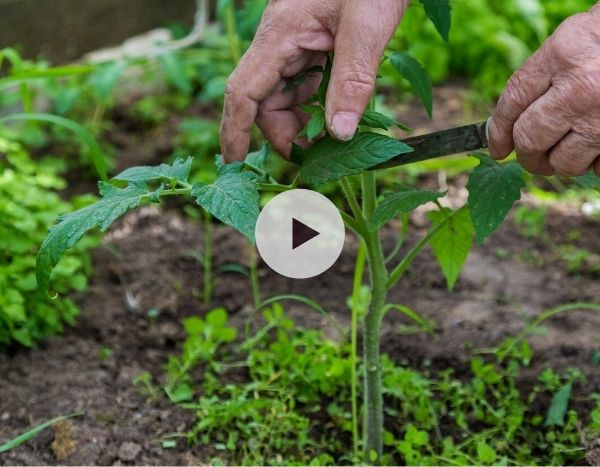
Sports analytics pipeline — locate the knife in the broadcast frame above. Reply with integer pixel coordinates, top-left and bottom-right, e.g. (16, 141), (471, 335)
(372, 119), (490, 170)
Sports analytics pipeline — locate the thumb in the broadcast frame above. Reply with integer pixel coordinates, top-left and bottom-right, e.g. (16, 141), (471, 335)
(325, 0), (403, 141)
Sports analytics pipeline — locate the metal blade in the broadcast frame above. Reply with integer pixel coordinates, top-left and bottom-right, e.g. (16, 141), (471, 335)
(372, 120), (489, 170)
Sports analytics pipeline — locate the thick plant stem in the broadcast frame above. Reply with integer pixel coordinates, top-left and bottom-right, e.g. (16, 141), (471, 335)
(363, 230), (388, 462)
(361, 171), (388, 463)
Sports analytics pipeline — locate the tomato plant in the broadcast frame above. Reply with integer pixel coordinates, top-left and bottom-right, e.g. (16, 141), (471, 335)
(32, 2), (600, 463)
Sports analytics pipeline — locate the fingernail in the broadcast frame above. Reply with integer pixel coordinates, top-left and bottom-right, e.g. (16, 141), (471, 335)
(330, 112), (360, 141)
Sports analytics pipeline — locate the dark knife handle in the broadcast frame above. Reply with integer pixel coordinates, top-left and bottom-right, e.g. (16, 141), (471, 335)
(372, 120), (489, 170)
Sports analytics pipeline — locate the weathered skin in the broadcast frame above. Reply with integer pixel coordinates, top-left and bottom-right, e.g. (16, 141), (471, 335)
(487, 4), (600, 177)
(221, 0), (600, 178)
(220, 0), (409, 161)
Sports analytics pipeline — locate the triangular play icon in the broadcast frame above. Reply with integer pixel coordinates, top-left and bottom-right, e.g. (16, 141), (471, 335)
(292, 218), (320, 249)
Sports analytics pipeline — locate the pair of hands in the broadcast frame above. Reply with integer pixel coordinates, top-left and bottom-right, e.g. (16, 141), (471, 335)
(220, 0), (600, 177)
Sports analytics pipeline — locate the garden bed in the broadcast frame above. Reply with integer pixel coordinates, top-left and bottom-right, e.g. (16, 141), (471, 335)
(1, 199), (599, 465)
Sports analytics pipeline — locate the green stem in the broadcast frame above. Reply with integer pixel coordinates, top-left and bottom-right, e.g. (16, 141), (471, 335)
(361, 171), (377, 218)
(339, 210), (364, 237)
(224, 3), (242, 65)
(248, 243), (261, 308)
(350, 241), (367, 460)
(203, 211), (213, 305)
(360, 171), (388, 463)
(341, 177), (366, 225)
(258, 183), (293, 193)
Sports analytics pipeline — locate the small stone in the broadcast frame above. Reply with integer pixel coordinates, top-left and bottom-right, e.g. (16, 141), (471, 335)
(117, 442), (142, 462)
(1, 412), (9, 421)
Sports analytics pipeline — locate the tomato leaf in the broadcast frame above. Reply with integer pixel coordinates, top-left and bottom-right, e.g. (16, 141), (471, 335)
(422, 0), (451, 42)
(370, 185), (443, 230)
(574, 171), (600, 192)
(428, 208), (474, 290)
(244, 144), (270, 171)
(37, 182), (159, 292)
(360, 109), (412, 133)
(192, 162), (260, 243)
(467, 154), (525, 244)
(390, 52), (433, 118)
(301, 105), (326, 141)
(545, 383), (572, 427)
(114, 157), (192, 185)
(299, 133), (413, 186)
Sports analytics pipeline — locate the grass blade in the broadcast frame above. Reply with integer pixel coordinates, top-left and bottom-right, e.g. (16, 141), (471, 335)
(0, 413), (81, 454)
(0, 113), (107, 180)
(382, 303), (435, 334)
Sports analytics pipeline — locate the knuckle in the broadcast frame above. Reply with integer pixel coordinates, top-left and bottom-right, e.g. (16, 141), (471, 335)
(513, 120), (539, 155)
(339, 69), (375, 99)
(548, 157), (586, 177)
(503, 72), (534, 110)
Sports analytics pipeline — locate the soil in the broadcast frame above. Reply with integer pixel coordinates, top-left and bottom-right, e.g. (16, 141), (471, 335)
(1, 85), (599, 466)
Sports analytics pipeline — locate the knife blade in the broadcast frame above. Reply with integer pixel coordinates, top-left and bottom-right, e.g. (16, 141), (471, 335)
(371, 119), (490, 170)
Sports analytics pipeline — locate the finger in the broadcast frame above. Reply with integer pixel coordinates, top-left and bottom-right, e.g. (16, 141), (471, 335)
(256, 72), (322, 157)
(260, 66), (323, 114)
(221, 47), (283, 162)
(548, 131), (600, 176)
(488, 48), (553, 160)
(512, 86), (571, 175)
(256, 110), (305, 158)
(325, 0), (402, 141)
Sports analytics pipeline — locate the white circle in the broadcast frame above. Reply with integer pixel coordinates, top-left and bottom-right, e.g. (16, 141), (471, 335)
(255, 189), (345, 279)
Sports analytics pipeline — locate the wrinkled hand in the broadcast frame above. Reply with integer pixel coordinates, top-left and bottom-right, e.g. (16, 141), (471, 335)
(220, 0), (408, 162)
(488, 5), (600, 176)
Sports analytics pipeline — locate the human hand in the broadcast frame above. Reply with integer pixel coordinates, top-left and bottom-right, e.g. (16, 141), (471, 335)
(488, 5), (600, 176)
(220, 0), (409, 162)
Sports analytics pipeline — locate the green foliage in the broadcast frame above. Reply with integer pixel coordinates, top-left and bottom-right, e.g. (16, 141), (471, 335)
(466, 155), (526, 244)
(114, 156), (192, 185)
(428, 207), (474, 290)
(421, 0), (452, 42)
(360, 109), (412, 133)
(545, 383), (572, 427)
(514, 204), (547, 238)
(148, 307), (599, 465)
(370, 186), (443, 230)
(0, 113), (107, 180)
(192, 161), (260, 243)
(575, 171), (600, 192)
(165, 308), (237, 402)
(36, 182), (154, 293)
(0, 136), (96, 347)
(160, 52), (193, 95)
(298, 133), (412, 186)
(389, 52), (433, 118)
(36, 157), (262, 291)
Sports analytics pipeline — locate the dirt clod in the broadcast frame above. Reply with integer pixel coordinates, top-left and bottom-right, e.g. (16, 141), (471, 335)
(587, 438), (600, 466)
(50, 420), (77, 461)
(117, 442), (142, 462)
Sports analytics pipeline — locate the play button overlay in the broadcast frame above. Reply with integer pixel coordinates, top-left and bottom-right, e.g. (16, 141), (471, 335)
(292, 218), (319, 249)
(256, 189), (345, 279)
